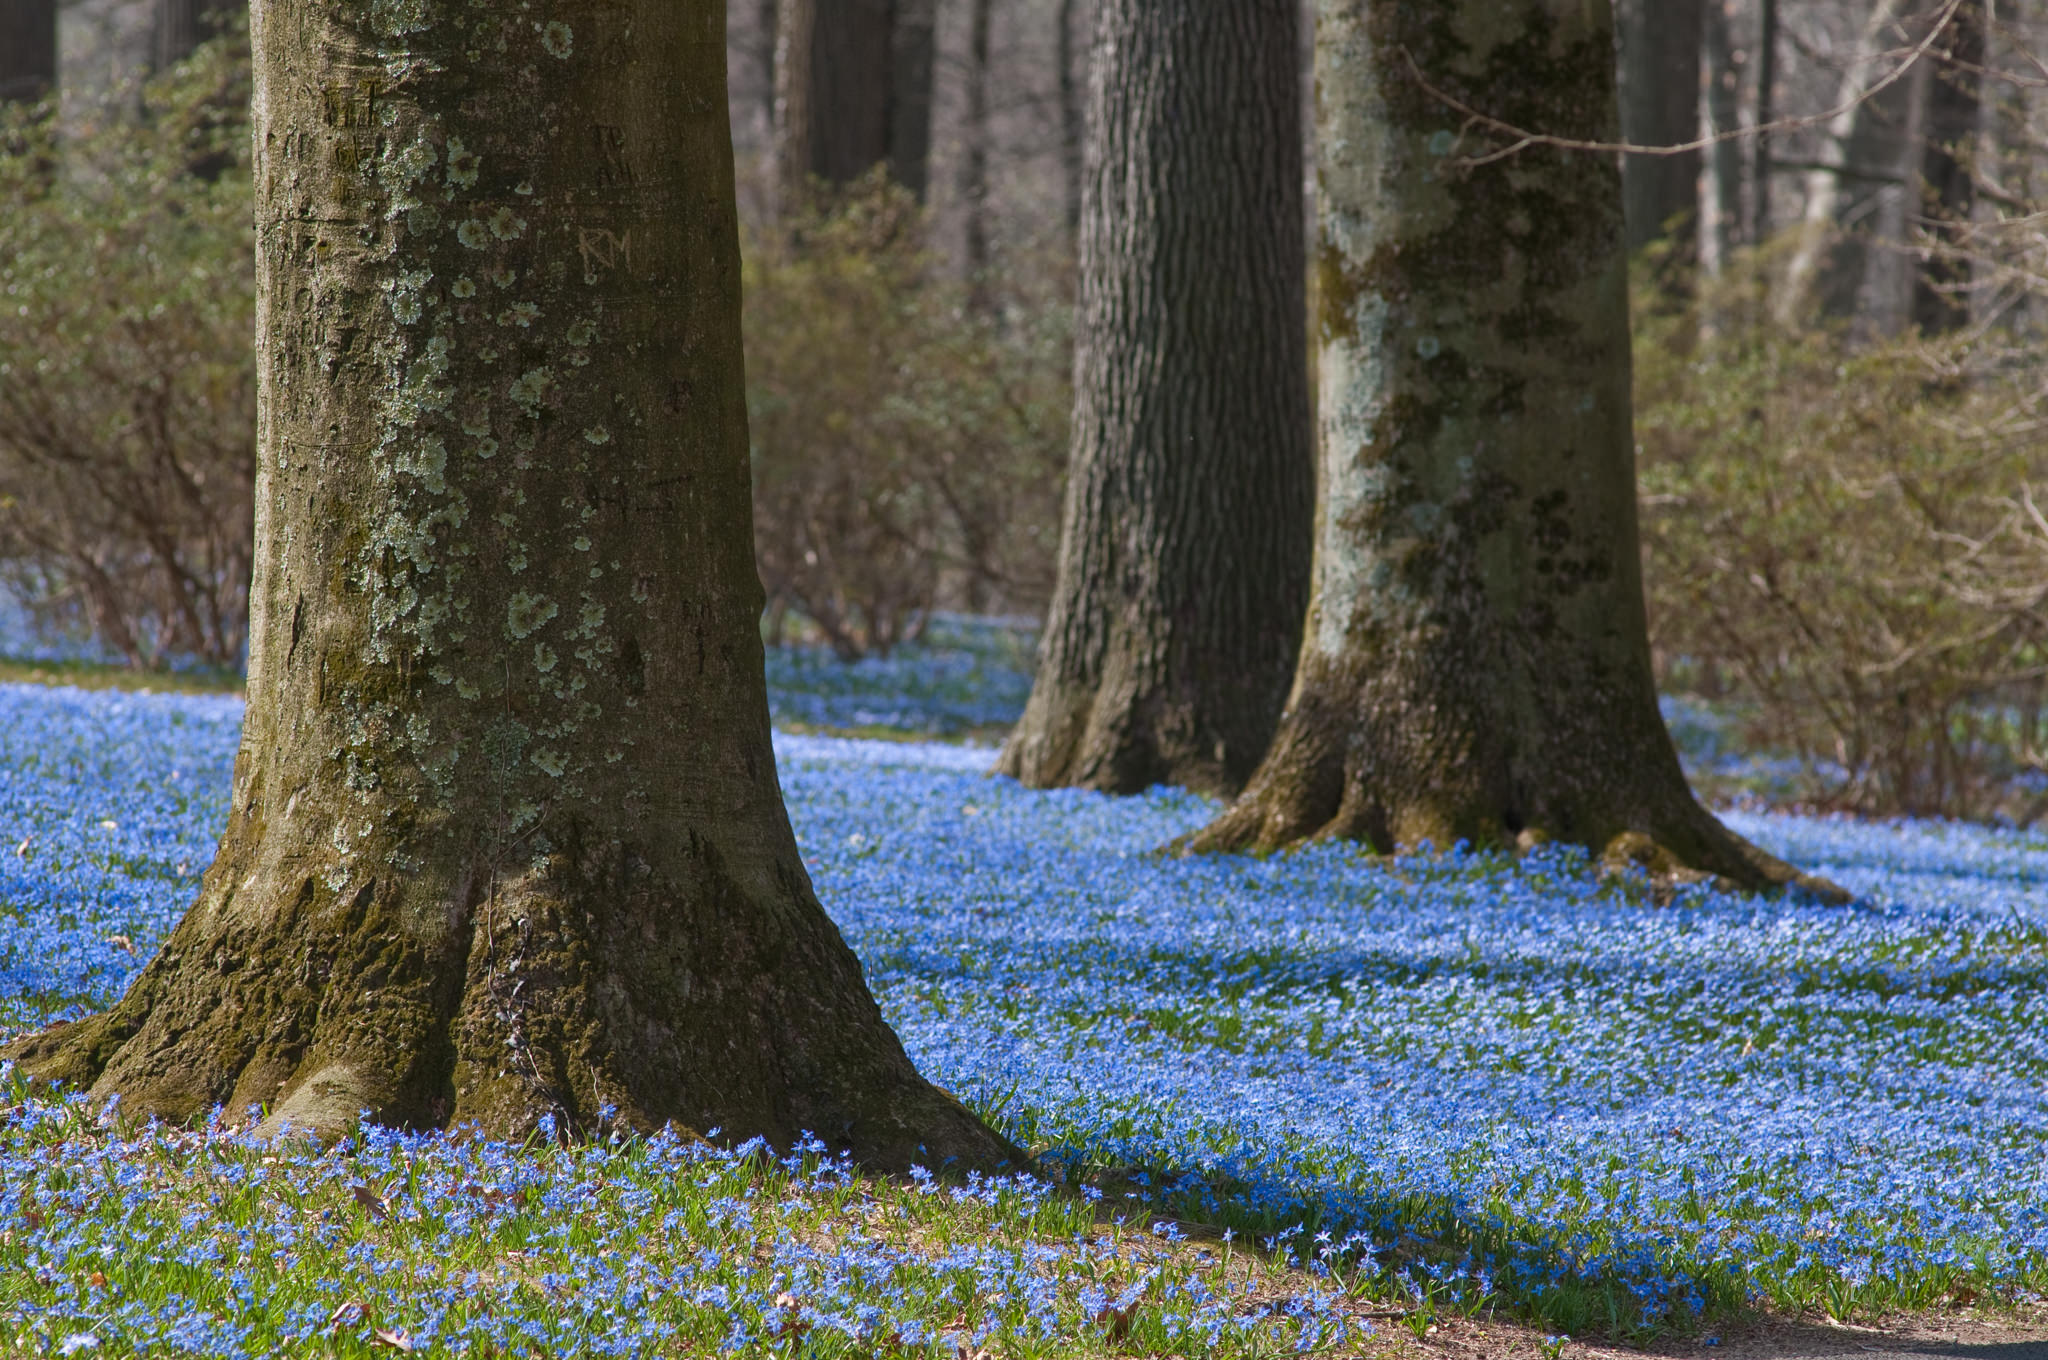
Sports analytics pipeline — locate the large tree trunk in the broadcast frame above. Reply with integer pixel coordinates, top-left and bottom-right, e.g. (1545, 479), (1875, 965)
(1188, 0), (1841, 902)
(0, 0), (57, 103)
(1912, 0), (1983, 334)
(6, 0), (1020, 1171)
(996, 0), (1313, 799)
(1616, 0), (1703, 255)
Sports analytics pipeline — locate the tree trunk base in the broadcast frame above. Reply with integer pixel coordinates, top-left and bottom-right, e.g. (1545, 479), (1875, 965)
(4, 818), (1024, 1173)
(1182, 710), (1849, 904)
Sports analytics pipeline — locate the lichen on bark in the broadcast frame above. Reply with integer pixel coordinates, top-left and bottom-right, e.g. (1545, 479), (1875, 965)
(5, 0), (1023, 1170)
(1187, 0), (1844, 903)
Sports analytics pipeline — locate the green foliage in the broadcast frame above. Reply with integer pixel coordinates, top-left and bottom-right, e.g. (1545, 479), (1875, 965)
(1636, 266), (2048, 819)
(0, 34), (256, 670)
(744, 175), (1067, 660)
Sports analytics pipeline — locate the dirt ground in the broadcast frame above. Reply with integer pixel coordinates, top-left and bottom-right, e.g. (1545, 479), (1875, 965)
(1342, 1301), (2048, 1360)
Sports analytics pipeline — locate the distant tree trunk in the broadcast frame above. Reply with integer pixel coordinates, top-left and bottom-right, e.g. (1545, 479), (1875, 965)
(0, 0), (57, 103)
(1616, 0), (1703, 258)
(776, 0), (934, 205)
(1778, 0), (1916, 326)
(961, 0), (994, 309)
(1912, 0), (1983, 334)
(1750, 0), (1777, 244)
(757, 0), (779, 138)
(1703, 0), (1744, 271)
(997, 0), (1314, 799)
(6, 0), (1022, 1172)
(155, 0), (217, 69)
(772, 0), (816, 213)
(1188, 0), (1841, 902)
(1056, 0), (1083, 248)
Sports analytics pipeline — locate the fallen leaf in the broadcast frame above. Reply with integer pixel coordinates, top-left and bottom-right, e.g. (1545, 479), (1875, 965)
(105, 936), (134, 955)
(352, 1184), (389, 1221)
(372, 1327), (416, 1352)
(87, 1271), (107, 1288)
(327, 1300), (369, 1329)
(773, 1293), (798, 1309)
(14, 836), (31, 858)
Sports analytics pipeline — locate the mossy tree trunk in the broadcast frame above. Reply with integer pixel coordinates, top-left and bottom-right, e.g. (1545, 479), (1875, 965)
(997, 0), (1314, 799)
(1188, 0), (1842, 901)
(6, 0), (1022, 1170)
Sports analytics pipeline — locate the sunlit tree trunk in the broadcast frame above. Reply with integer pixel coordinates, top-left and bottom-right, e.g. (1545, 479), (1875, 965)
(0, 0), (56, 103)
(998, 0), (1313, 799)
(1189, 0), (1842, 902)
(7, 0), (1022, 1170)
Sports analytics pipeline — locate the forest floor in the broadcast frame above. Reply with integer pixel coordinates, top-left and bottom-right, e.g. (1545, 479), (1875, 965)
(0, 620), (2044, 1357)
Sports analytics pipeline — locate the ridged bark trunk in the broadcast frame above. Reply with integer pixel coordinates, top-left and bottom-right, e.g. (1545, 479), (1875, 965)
(0, 0), (56, 103)
(1912, 0), (1983, 334)
(6, 0), (1021, 1171)
(1616, 0), (1703, 254)
(996, 0), (1314, 799)
(1188, 0), (1841, 902)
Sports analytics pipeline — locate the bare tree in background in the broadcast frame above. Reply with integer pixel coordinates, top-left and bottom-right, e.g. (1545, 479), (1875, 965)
(1913, 0), (1984, 332)
(960, 0), (994, 308)
(1617, 0), (1704, 261)
(1703, 0), (1746, 272)
(1752, 0), (1778, 243)
(774, 0), (937, 206)
(0, 0), (56, 103)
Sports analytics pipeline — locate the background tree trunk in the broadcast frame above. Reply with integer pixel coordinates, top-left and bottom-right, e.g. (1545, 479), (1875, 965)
(154, 0), (217, 70)
(0, 0), (57, 103)
(7, 0), (1020, 1172)
(1778, 0), (1918, 326)
(960, 0), (994, 310)
(1751, 0), (1777, 243)
(996, 0), (1314, 799)
(1703, 0), (1745, 273)
(772, 0), (815, 214)
(1616, 0), (1704, 257)
(1188, 0), (1840, 902)
(1912, 0), (1984, 333)
(887, 0), (935, 198)
(777, 0), (934, 203)
(1056, 0), (1083, 250)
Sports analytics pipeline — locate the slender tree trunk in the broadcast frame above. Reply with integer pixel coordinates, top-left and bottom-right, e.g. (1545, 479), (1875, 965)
(1703, 0), (1744, 272)
(996, 0), (1314, 799)
(1188, 0), (1840, 902)
(1616, 0), (1704, 256)
(1056, 0), (1083, 249)
(772, 0), (815, 215)
(1912, 0), (1983, 333)
(757, 0), (779, 142)
(1778, 0), (1916, 325)
(0, 0), (56, 103)
(960, 0), (994, 310)
(6, 0), (1020, 1171)
(1749, 0), (1777, 244)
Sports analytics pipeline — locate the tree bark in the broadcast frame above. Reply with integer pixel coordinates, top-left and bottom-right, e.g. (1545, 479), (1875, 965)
(772, 0), (816, 215)
(1187, 0), (1841, 902)
(1702, 0), (1744, 271)
(960, 0), (994, 310)
(1056, 0), (1083, 249)
(1911, 0), (1983, 334)
(1616, 0), (1703, 255)
(1777, 0), (1918, 326)
(1749, 0), (1776, 244)
(155, 0), (220, 70)
(5, 0), (1021, 1171)
(0, 0), (56, 103)
(996, 0), (1314, 799)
